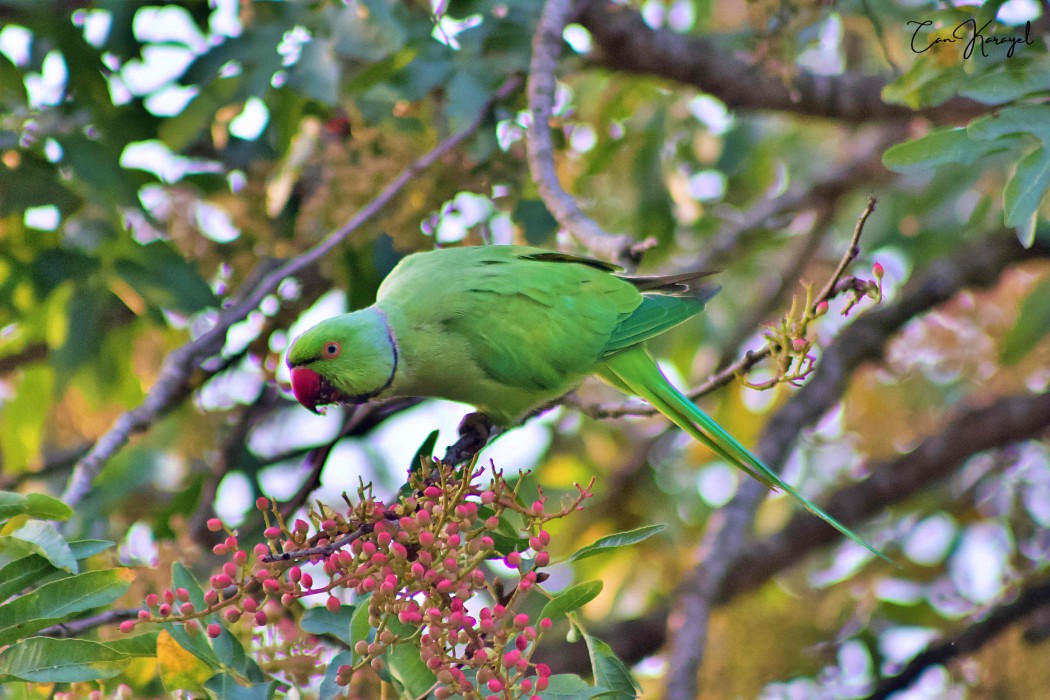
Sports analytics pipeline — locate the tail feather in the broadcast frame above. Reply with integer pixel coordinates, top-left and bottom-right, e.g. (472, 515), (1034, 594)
(598, 348), (892, 564)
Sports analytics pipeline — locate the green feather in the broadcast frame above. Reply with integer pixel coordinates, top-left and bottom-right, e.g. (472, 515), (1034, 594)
(598, 346), (893, 564)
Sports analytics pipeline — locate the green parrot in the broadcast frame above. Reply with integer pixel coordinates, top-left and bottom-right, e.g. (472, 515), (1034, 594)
(286, 244), (887, 560)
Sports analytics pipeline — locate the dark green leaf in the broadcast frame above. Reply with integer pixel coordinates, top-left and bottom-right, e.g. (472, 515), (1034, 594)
(515, 199), (559, 245)
(1001, 277), (1050, 364)
(204, 673), (278, 700)
(300, 605), (356, 647)
(538, 674), (612, 699)
(584, 635), (640, 698)
(319, 650), (356, 700)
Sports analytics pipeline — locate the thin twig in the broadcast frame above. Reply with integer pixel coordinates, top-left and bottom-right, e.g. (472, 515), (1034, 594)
(815, 195), (877, 304)
(526, 0), (651, 267)
(261, 525), (372, 564)
(60, 76), (522, 510)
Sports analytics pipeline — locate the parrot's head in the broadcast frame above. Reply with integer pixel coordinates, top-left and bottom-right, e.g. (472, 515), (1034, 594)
(285, 308), (397, 414)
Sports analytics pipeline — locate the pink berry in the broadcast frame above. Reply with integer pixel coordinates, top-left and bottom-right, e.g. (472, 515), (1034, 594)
(207, 518), (223, 532)
(207, 623), (221, 638)
(256, 497), (270, 510)
(326, 596), (341, 613)
(119, 620), (136, 633)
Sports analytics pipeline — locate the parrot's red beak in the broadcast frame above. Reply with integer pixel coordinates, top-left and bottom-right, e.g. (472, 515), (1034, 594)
(290, 367), (322, 414)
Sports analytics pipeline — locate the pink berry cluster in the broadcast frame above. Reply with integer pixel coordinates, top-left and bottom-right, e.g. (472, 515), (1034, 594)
(129, 460), (593, 699)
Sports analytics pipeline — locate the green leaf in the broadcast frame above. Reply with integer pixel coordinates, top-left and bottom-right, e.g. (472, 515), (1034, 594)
(319, 650), (355, 700)
(569, 525), (665, 562)
(331, 0), (405, 62)
(300, 605), (356, 647)
(584, 635), (640, 699)
(1001, 277), (1050, 364)
(0, 540), (113, 601)
(349, 594), (374, 665)
(968, 104), (1050, 143)
(7, 520), (77, 573)
(0, 637), (128, 683)
(540, 581), (603, 621)
(161, 622), (222, 671)
(385, 627), (437, 698)
(287, 37), (341, 105)
(115, 241), (217, 314)
(1004, 146), (1050, 238)
(410, 430), (439, 476)
(515, 199), (559, 245)
(23, 493), (73, 522)
(171, 561), (208, 613)
(204, 673), (278, 700)
(0, 569), (131, 646)
(0, 366), (55, 474)
(102, 632), (159, 658)
(0, 492), (27, 522)
(538, 674), (612, 699)
(883, 128), (997, 173)
(961, 63), (1050, 105)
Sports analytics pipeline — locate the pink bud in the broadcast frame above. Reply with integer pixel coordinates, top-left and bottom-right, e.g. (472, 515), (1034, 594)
(815, 301), (829, 316)
(256, 497), (270, 510)
(873, 261), (884, 279)
(206, 518), (223, 532)
(540, 617), (553, 630)
(145, 593), (158, 607)
(326, 596), (341, 613)
(791, 337), (807, 352)
(513, 613), (529, 628)
(263, 527), (281, 540)
(254, 611), (268, 625)
(207, 623), (221, 638)
(119, 620), (136, 634)
(175, 588), (190, 602)
(294, 519), (309, 534)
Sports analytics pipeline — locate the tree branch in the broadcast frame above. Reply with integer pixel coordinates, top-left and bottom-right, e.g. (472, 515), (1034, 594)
(527, 0), (652, 267)
(38, 608), (140, 638)
(662, 232), (1050, 699)
(866, 577), (1050, 700)
(539, 392), (1050, 676)
(721, 391), (1050, 601)
(60, 77), (522, 511)
(572, 0), (987, 125)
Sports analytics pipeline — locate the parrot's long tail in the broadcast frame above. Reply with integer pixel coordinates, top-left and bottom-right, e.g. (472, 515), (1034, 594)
(598, 347), (892, 564)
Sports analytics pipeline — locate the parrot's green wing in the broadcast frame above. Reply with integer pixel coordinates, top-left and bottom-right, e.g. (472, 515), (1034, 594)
(440, 250), (641, 392)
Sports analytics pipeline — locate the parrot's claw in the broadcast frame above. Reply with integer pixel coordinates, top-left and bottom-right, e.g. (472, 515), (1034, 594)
(442, 412), (493, 465)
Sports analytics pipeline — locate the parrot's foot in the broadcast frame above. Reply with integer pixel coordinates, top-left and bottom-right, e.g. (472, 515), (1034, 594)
(442, 412), (493, 465)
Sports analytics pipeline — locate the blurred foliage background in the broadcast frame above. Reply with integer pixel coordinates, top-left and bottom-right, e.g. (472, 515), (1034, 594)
(1, 0), (1049, 698)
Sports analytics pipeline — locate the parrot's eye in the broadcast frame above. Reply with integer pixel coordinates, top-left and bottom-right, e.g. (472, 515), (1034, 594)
(322, 341), (341, 359)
